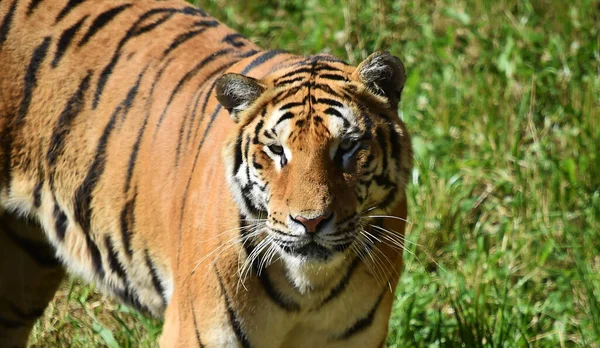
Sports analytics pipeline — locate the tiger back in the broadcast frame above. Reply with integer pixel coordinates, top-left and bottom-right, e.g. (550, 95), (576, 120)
(0, 0), (412, 347)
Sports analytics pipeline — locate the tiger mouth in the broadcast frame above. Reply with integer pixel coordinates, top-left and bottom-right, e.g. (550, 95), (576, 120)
(279, 241), (332, 260)
(272, 235), (355, 261)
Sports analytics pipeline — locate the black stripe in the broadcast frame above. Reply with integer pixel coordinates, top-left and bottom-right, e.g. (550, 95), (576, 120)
(185, 61), (236, 148)
(275, 112), (295, 126)
(191, 301), (206, 348)
(163, 28), (205, 57)
(279, 100), (305, 111)
(241, 50), (286, 74)
(1, 37), (51, 191)
(86, 233), (105, 278)
(94, 51), (121, 108)
(337, 290), (385, 339)
(316, 97), (343, 107)
(113, 284), (150, 314)
(93, 8), (187, 108)
(216, 268), (253, 348)
(263, 130), (274, 139)
(124, 60), (173, 194)
(377, 185), (397, 210)
(53, 200), (68, 240)
(33, 179), (43, 208)
(52, 15), (88, 68)
(275, 76), (305, 86)
(315, 256), (360, 309)
(243, 135), (251, 179)
(237, 217), (299, 312)
(0, 0), (17, 47)
(272, 86), (303, 104)
(232, 135), (243, 175)
(222, 33), (246, 48)
(1, 222), (61, 268)
(376, 128), (389, 173)
(118, 66), (147, 123)
(145, 249), (166, 303)
(251, 156), (262, 170)
(189, 70), (228, 145)
(133, 13), (174, 36)
(27, 0), (45, 16)
(174, 85), (205, 167)
(324, 107), (350, 127)
(72, 106), (115, 232)
(319, 73), (347, 81)
(73, 68), (146, 232)
(119, 190), (136, 258)
(252, 119), (264, 144)
(154, 48), (233, 129)
(18, 36), (52, 121)
(163, 19), (219, 57)
(258, 271), (300, 312)
(312, 54), (349, 65)
(312, 83), (343, 99)
(274, 67), (313, 82)
(193, 19), (219, 27)
(78, 4), (132, 47)
(373, 173), (395, 189)
(239, 49), (260, 58)
(106, 235), (127, 279)
(47, 72), (92, 168)
(55, 0), (86, 23)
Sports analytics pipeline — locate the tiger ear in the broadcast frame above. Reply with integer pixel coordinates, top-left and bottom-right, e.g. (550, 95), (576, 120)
(353, 51), (406, 109)
(216, 73), (265, 122)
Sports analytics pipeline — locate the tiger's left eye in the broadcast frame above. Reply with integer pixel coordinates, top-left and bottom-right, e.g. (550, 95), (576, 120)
(339, 139), (356, 152)
(268, 144), (284, 155)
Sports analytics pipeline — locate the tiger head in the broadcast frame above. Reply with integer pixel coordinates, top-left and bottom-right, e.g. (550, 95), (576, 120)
(217, 51), (412, 267)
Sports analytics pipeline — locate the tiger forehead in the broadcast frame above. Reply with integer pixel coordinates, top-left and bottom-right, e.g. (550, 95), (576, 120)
(269, 55), (353, 86)
(251, 57), (359, 144)
(258, 94), (355, 146)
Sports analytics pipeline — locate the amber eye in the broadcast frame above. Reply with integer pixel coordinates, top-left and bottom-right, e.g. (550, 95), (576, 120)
(268, 144), (284, 155)
(339, 139), (356, 152)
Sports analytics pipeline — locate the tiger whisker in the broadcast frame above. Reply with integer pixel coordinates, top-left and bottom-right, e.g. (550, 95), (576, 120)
(359, 230), (397, 281)
(197, 223), (262, 243)
(365, 214), (412, 224)
(237, 235), (271, 292)
(360, 229), (400, 280)
(368, 224), (419, 246)
(368, 223), (446, 274)
(191, 225), (264, 275)
(355, 233), (386, 287)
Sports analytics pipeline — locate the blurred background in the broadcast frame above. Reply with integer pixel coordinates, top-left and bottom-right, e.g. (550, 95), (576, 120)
(32, 0), (599, 346)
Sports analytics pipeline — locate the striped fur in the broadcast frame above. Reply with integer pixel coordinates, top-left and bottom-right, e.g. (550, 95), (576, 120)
(0, 0), (412, 347)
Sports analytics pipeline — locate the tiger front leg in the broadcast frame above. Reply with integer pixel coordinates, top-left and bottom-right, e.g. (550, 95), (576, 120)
(0, 213), (65, 347)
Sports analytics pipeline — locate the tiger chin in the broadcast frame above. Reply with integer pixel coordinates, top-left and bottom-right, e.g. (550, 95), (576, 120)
(0, 0), (412, 347)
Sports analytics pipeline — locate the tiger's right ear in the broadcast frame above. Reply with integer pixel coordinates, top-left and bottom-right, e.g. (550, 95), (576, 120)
(216, 73), (265, 123)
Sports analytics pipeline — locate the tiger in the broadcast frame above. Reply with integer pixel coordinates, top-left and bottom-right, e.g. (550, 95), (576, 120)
(0, 0), (413, 346)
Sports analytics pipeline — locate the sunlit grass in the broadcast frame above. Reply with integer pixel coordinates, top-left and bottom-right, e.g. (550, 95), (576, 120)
(32, 0), (599, 346)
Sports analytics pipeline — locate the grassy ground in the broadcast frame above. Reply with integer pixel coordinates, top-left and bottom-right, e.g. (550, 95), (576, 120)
(31, 0), (599, 346)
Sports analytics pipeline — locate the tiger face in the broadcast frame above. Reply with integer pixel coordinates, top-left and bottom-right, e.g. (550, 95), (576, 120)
(218, 51), (411, 267)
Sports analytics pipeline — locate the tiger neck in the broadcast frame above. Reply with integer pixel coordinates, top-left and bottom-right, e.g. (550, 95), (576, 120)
(279, 253), (350, 294)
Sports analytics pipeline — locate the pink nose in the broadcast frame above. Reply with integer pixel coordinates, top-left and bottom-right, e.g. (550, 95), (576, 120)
(294, 213), (332, 233)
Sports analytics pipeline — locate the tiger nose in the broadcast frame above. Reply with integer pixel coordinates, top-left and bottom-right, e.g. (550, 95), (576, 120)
(293, 212), (333, 233)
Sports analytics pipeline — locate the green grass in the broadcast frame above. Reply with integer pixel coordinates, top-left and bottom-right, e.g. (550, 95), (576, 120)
(32, 0), (600, 346)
